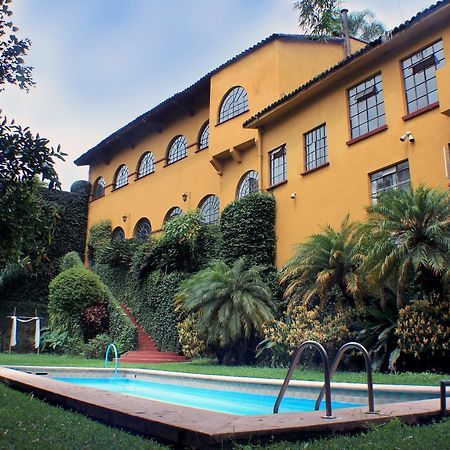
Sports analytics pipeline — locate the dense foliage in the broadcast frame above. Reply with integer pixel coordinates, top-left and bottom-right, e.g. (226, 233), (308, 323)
(176, 259), (275, 364)
(0, 185), (88, 350)
(220, 193), (275, 266)
(293, 1), (385, 40)
(397, 296), (450, 371)
(268, 186), (449, 372)
(60, 251), (83, 271)
(48, 267), (109, 335)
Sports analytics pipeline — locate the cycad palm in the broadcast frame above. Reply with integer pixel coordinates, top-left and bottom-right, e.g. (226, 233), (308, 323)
(177, 258), (275, 363)
(280, 215), (361, 308)
(360, 186), (450, 306)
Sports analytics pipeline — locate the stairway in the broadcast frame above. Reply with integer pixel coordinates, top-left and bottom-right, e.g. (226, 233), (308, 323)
(119, 304), (188, 364)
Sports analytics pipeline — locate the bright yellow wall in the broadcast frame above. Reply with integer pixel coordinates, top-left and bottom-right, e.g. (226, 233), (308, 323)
(86, 37), (354, 240)
(84, 26), (449, 268)
(261, 26), (450, 266)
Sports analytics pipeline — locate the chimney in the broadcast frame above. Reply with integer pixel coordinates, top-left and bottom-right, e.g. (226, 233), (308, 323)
(340, 9), (351, 58)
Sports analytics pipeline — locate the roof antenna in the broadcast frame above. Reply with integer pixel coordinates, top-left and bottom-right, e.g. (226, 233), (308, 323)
(340, 9), (351, 58)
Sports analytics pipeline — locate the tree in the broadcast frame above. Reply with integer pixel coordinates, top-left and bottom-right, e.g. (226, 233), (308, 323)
(360, 186), (450, 307)
(293, 1), (386, 41)
(176, 258), (275, 364)
(0, 1), (65, 269)
(0, 113), (65, 266)
(280, 215), (362, 308)
(0, 0), (34, 91)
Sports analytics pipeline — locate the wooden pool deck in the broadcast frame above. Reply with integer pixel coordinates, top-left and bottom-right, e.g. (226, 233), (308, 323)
(0, 366), (446, 448)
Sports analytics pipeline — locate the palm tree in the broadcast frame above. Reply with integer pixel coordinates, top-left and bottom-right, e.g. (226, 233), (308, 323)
(280, 215), (362, 308)
(360, 186), (450, 307)
(176, 258), (275, 364)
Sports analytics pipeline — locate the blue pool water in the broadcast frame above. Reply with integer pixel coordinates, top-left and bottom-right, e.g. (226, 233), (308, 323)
(54, 377), (362, 415)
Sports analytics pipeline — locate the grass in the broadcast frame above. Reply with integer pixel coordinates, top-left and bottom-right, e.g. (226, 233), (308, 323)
(1, 353), (448, 386)
(0, 381), (449, 450)
(238, 418), (450, 449)
(0, 383), (166, 450)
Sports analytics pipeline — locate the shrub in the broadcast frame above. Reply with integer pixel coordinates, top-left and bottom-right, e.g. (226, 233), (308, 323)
(87, 220), (111, 264)
(70, 180), (90, 199)
(220, 193), (275, 266)
(397, 297), (450, 371)
(98, 239), (138, 269)
(40, 328), (84, 355)
(80, 300), (109, 340)
(48, 267), (109, 335)
(84, 333), (111, 359)
(60, 251), (83, 271)
(176, 315), (207, 359)
(261, 304), (353, 366)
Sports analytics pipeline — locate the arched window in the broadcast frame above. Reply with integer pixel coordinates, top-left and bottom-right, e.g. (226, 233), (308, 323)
(134, 218), (152, 240)
(114, 165), (129, 189)
(92, 177), (106, 200)
(137, 152), (155, 178)
(236, 170), (259, 199)
(164, 206), (183, 223)
(112, 227), (125, 241)
(198, 122), (209, 150)
(199, 195), (220, 225)
(167, 136), (187, 164)
(219, 86), (248, 123)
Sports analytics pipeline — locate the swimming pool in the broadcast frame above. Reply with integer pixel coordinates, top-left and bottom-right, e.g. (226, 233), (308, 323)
(54, 376), (361, 415)
(1, 366), (446, 448)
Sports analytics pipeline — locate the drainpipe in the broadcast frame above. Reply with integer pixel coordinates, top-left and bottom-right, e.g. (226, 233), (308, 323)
(257, 128), (264, 191)
(341, 9), (351, 58)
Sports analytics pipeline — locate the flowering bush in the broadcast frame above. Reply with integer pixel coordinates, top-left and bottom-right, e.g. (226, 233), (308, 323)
(176, 315), (207, 359)
(261, 304), (354, 365)
(397, 297), (450, 370)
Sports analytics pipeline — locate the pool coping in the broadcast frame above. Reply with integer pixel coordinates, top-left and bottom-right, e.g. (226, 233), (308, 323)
(0, 366), (447, 448)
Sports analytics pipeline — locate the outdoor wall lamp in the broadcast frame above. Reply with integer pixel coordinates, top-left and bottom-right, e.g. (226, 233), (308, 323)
(400, 131), (415, 142)
(290, 192), (297, 199)
(182, 192), (190, 202)
(122, 214), (128, 222)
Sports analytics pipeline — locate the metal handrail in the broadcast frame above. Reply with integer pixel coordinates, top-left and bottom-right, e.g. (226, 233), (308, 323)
(273, 340), (334, 418)
(314, 342), (375, 414)
(105, 343), (119, 379)
(440, 380), (450, 417)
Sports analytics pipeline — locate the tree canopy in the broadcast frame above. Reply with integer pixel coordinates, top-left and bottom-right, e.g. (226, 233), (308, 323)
(0, 0), (65, 269)
(293, 1), (386, 41)
(0, 0), (34, 91)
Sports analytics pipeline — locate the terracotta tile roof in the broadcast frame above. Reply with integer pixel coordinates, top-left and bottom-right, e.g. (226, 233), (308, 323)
(74, 34), (347, 166)
(243, 0), (450, 128)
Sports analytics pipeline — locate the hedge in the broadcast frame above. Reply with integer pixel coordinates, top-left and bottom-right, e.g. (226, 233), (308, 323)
(0, 185), (88, 351)
(220, 193), (276, 266)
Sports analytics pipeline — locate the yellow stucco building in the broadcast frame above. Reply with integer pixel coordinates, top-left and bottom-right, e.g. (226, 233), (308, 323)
(75, 1), (450, 267)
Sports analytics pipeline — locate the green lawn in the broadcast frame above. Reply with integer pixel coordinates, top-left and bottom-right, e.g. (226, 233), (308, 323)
(0, 382), (449, 450)
(1, 353), (448, 386)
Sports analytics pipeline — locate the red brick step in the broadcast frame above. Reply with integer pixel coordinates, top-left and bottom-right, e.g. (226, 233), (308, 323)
(119, 304), (189, 364)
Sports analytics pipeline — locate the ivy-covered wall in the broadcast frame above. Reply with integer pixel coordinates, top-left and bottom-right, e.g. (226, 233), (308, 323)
(0, 185), (89, 350)
(220, 193), (276, 266)
(90, 195), (278, 355)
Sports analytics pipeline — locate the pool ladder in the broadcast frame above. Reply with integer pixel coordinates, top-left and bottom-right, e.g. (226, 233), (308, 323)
(105, 343), (119, 379)
(273, 341), (375, 418)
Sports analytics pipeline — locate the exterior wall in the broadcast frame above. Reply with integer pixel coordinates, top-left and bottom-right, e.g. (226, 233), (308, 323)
(261, 25), (450, 265)
(83, 23), (449, 268)
(86, 38), (355, 240)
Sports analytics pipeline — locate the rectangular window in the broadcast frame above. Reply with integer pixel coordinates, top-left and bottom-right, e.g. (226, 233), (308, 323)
(370, 161), (411, 203)
(269, 145), (286, 186)
(402, 39), (445, 114)
(348, 74), (385, 139)
(304, 124), (327, 172)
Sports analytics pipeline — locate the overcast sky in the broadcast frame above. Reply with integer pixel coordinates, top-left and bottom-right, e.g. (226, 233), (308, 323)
(1, 0), (437, 190)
